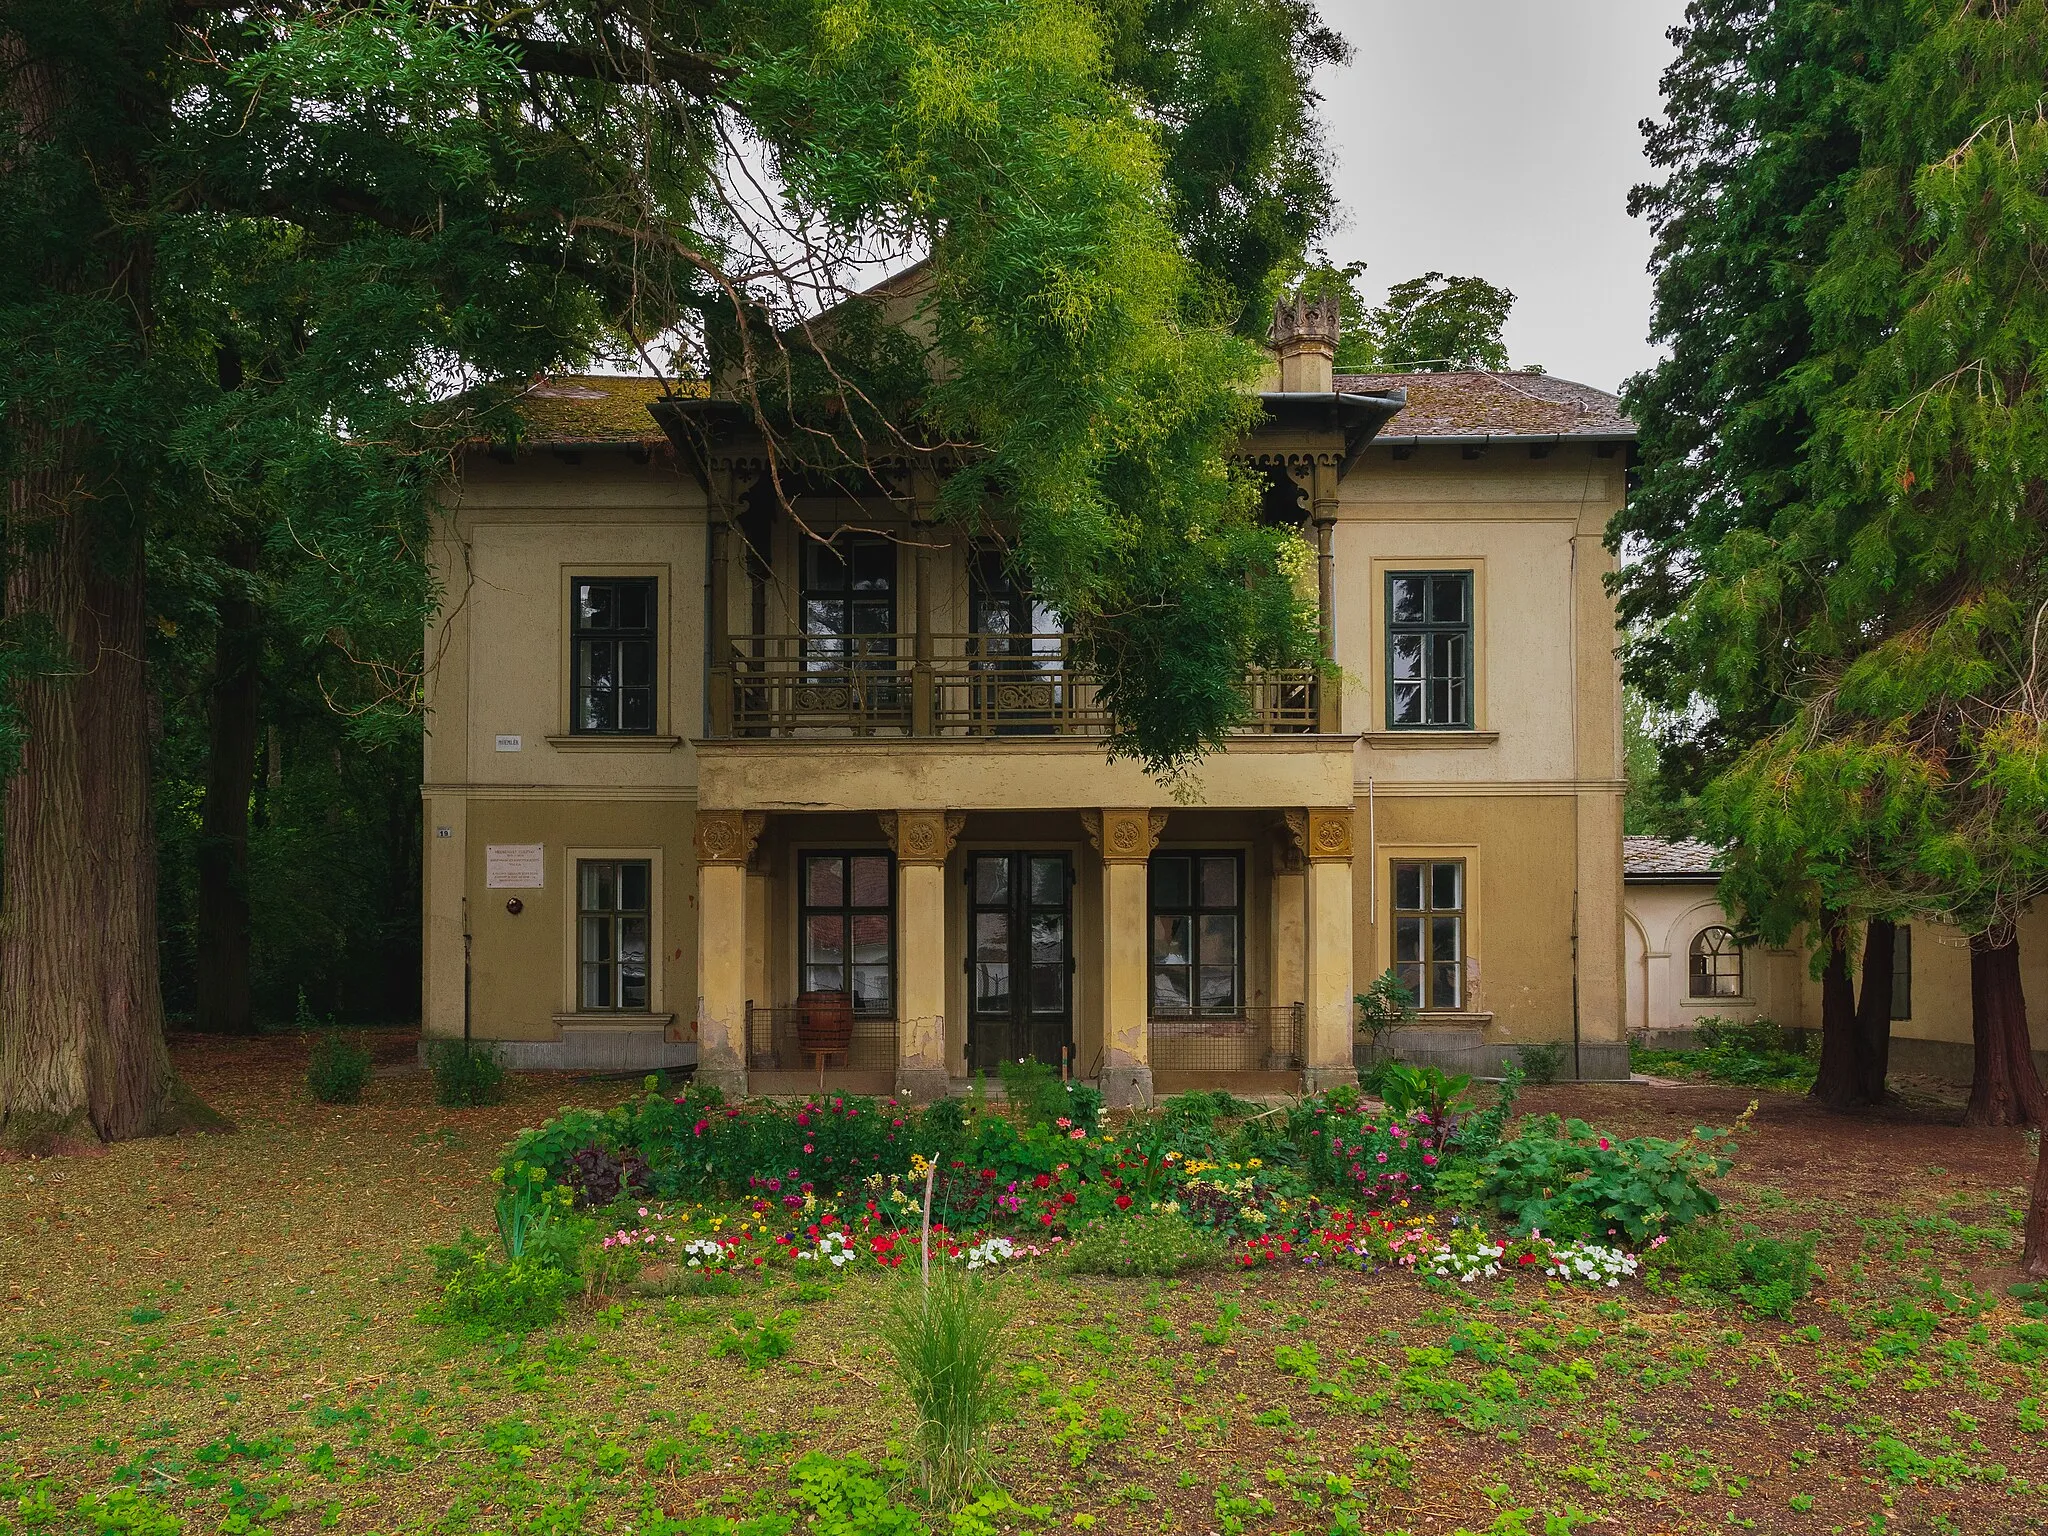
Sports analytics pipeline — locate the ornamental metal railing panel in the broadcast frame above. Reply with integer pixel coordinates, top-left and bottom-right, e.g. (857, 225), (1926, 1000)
(716, 632), (1318, 738)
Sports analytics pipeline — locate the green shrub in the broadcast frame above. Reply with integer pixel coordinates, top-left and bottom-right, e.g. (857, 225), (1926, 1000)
(878, 1266), (1008, 1506)
(427, 1238), (579, 1332)
(1355, 968), (1417, 1055)
(997, 1058), (1101, 1128)
(1060, 1211), (1225, 1277)
(428, 1038), (508, 1107)
(1632, 1016), (1816, 1092)
(1515, 1042), (1566, 1085)
(1471, 1113), (1739, 1244)
(1374, 1063), (1472, 1123)
(306, 1023), (372, 1105)
(1644, 1223), (1817, 1319)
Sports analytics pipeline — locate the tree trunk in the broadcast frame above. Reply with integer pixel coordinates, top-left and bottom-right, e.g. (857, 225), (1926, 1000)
(1854, 919), (1896, 1104)
(2026, 1129), (2048, 1279)
(1965, 931), (2048, 1129)
(195, 549), (260, 1035)
(1, 441), (105, 1153)
(1810, 917), (1864, 1110)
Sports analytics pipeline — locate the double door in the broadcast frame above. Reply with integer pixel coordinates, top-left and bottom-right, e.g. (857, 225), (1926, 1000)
(967, 851), (1073, 1072)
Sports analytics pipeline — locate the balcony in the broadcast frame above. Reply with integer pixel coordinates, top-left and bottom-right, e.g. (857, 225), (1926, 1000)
(710, 632), (1323, 739)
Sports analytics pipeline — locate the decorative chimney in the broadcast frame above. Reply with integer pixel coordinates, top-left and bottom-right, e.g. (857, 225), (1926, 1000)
(1270, 287), (1340, 394)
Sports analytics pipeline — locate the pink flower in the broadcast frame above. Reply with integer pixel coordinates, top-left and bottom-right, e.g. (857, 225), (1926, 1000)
(803, 1143), (815, 1154)
(1597, 1138), (1611, 1151)
(1069, 1129), (1086, 1140)
(1375, 1152), (1388, 1164)
(1421, 1154), (1437, 1166)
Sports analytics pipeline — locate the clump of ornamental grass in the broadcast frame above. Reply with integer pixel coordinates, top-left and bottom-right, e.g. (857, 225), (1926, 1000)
(877, 1261), (1008, 1506)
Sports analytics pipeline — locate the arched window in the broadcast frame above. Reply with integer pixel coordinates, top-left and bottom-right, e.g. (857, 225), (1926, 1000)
(1689, 926), (1744, 998)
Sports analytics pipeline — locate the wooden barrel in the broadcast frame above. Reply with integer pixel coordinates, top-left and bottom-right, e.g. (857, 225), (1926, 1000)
(796, 990), (855, 1056)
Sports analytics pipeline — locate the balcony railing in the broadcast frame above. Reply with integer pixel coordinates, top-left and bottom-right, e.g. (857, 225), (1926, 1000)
(714, 633), (1322, 738)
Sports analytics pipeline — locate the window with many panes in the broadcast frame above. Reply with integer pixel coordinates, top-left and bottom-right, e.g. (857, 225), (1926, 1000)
(802, 536), (895, 669)
(800, 852), (894, 1016)
(1688, 926), (1743, 998)
(1148, 852), (1242, 1015)
(1385, 571), (1472, 728)
(571, 577), (657, 733)
(578, 859), (651, 1011)
(1392, 859), (1465, 1009)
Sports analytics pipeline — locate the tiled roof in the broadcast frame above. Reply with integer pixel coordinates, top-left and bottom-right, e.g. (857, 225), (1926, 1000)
(1623, 837), (1723, 879)
(1336, 370), (1632, 440)
(499, 375), (703, 448)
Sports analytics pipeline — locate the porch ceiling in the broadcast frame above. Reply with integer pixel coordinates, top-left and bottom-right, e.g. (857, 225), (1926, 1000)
(693, 735), (1358, 812)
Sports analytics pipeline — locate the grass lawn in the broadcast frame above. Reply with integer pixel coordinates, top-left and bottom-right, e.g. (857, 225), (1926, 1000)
(4, 1035), (2046, 1536)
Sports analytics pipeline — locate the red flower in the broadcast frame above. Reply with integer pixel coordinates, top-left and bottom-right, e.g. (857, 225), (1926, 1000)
(1114, 1194), (1133, 1210)
(1040, 1212), (1056, 1227)
(1033, 1173), (1053, 1189)
(1518, 1252), (1536, 1266)
(1060, 1192), (1077, 1205)
(1597, 1137), (1611, 1151)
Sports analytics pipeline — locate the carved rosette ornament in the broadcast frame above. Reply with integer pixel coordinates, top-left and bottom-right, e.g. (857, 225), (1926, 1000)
(1082, 809), (1170, 863)
(1285, 807), (1353, 863)
(694, 809), (766, 865)
(879, 810), (966, 865)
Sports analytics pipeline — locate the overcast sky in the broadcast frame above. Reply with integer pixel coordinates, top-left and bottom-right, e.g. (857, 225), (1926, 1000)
(1312, 0), (1689, 394)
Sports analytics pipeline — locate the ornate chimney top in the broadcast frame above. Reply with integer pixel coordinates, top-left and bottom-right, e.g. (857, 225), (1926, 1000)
(1270, 286), (1340, 393)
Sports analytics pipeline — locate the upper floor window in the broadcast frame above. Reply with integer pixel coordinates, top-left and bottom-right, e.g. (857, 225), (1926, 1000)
(572, 577), (656, 734)
(1149, 852), (1243, 1015)
(1689, 926), (1743, 998)
(1386, 571), (1472, 728)
(1393, 859), (1465, 1009)
(802, 535), (895, 666)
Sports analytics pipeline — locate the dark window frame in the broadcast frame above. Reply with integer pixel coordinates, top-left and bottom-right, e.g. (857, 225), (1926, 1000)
(798, 849), (896, 1018)
(577, 858), (652, 1013)
(1147, 850), (1246, 1017)
(570, 576), (658, 735)
(1384, 569), (1474, 730)
(1688, 925), (1744, 999)
(801, 534), (897, 671)
(1392, 858), (1466, 1010)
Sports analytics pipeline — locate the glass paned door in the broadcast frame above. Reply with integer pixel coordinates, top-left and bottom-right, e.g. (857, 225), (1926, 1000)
(968, 852), (1073, 1071)
(969, 548), (1064, 733)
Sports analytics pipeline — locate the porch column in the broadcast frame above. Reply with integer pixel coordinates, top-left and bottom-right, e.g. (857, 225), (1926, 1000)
(693, 810), (764, 1096)
(883, 811), (964, 1100)
(1269, 832), (1308, 1068)
(1085, 808), (1168, 1108)
(1294, 806), (1358, 1092)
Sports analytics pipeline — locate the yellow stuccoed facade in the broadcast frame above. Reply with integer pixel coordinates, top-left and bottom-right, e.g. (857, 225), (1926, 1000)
(421, 354), (1634, 1102)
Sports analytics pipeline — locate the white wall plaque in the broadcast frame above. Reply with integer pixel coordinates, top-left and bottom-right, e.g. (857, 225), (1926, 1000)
(494, 734), (522, 752)
(485, 844), (545, 888)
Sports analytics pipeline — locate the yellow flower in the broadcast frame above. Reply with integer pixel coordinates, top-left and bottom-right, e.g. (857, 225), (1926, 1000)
(1246, 1158), (1263, 1170)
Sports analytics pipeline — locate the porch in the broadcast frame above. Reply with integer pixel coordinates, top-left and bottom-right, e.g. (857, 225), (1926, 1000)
(688, 802), (1361, 1107)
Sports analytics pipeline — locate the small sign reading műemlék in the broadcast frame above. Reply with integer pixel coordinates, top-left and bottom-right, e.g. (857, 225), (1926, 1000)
(485, 844), (545, 888)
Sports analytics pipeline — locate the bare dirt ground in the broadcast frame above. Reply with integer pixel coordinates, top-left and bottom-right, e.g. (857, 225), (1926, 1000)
(2, 1034), (2044, 1535)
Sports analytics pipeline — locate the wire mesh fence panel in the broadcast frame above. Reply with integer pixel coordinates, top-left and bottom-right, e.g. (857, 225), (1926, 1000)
(1147, 1004), (1303, 1073)
(745, 1004), (900, 1072)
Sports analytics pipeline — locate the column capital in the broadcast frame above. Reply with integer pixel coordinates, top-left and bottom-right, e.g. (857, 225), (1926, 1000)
(695, 809), (766, 865)
(879, 810), (965, 864)
(1285, 806), (1354, 862)
(1083, 808), (1169, 863)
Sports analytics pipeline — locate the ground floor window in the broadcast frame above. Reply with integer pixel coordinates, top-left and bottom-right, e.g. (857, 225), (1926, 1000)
(800, 852), (894, 1016)
(1688, 925), (1743, 998)
(1148, 851), (1242, 1014)
(1393, 859), (1465, 1009)
(578, 859), (650, 1011)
